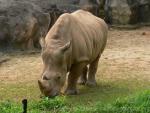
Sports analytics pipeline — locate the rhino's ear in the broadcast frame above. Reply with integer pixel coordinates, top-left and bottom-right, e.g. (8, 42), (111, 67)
(60, 41), (71, 53)
(39, 38), (46, 51)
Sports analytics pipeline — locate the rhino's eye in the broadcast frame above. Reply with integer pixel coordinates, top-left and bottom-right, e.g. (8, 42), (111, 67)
(56, 76), (61, 81)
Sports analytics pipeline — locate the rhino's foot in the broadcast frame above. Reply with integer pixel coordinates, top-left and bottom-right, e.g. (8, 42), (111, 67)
(86, 80), (97, 87)
(64, 89), (78, 95)
(77, 79), (86, 85)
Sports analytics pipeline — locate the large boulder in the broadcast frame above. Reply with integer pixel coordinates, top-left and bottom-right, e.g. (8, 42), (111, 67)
(104, 0), (132, 24)
(104, 0), (150, 25)
(0, 0), (50, 50)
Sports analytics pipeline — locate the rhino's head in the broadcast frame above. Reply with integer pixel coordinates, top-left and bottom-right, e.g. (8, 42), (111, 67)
(38, 39), (70, 97)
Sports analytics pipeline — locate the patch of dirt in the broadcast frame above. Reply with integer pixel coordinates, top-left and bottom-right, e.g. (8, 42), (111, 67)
(0, 27), (150, 84)
(98, 27), (150, 82)
(0, 53), (42, 83)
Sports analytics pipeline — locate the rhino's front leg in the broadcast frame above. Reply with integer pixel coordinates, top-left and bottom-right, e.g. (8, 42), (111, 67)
(65, 63), (87, 95)
(77, 66), (88, 85)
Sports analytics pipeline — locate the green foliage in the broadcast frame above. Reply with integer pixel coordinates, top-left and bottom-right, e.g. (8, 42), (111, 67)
(0, 91), (150, 113)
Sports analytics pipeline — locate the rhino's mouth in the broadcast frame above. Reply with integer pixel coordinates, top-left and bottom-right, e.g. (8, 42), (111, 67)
(49, 91), (59, 97)
(38, 80), (60, 97)
(43, 89), (59, 97)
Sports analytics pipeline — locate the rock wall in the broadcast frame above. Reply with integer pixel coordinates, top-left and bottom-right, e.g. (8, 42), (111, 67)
(0, 0), (99, 50)
(0, 0), (149, 50)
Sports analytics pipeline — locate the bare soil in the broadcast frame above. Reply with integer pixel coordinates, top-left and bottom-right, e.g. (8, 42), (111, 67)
(98, 27), (150, 82)
(0, 27), (150, 101)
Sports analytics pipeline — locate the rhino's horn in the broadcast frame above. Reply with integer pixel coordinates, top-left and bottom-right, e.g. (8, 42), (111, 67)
(38, 80), (44, 89)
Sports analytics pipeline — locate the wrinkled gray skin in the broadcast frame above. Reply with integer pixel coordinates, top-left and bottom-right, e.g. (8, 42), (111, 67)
(38, 10), (108, 97)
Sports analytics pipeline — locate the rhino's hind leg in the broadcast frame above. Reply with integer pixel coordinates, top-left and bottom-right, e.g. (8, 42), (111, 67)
(77, 66), (88, 85)
(65, 63), (87, 95)
(86, 56), (100, 87)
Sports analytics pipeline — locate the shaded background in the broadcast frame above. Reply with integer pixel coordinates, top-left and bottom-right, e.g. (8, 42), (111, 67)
(0, 0), (150, 50)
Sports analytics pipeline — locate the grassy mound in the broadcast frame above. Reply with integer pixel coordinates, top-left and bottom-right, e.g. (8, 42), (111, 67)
(0, 90), (150, 113)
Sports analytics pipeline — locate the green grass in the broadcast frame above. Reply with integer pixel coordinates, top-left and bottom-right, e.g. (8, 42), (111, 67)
(0, 79), (149, 104)
(0, 90), (150, 113)
(0, 96), (66, 113)
(0, 80), (136, 103)
(0, 77), (149, 113)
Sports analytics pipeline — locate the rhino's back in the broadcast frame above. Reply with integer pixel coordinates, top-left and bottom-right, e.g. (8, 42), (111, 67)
(70, 10), (108, 63)
(45, 10), (107, 65)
